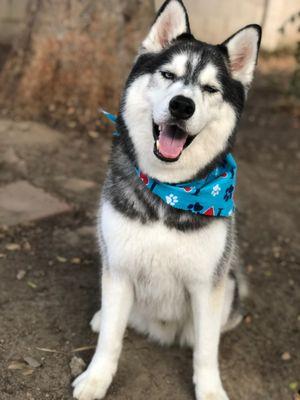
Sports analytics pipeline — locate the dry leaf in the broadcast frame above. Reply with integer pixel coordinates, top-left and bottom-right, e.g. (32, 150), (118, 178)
(22, 368), (35, 376)
(289, 382), (299, 391)
(36, 347), (63, 354)
(6, 243), (21, 251)
(72, 345), (95, 353)
(27, 281), (37, 289)
(56, 256), (67, 263)
(8, 360), (27, 370)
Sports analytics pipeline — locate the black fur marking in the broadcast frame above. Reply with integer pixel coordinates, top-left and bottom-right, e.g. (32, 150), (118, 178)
(183, 59), (193, 85)
(227, 270), (243, 323)
(214, 218), (236, 282)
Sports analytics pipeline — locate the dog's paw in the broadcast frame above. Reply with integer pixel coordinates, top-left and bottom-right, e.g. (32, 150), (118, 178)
(90, 310), (101, 333)
(196, 388), (229, 400)
(72, 368), (112, 400)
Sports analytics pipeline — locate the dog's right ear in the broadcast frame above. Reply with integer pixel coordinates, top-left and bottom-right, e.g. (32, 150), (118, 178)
(141, 0), (190, 53)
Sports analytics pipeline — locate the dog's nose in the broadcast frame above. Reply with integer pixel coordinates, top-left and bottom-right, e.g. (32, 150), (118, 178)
(169, 95), (195, 120)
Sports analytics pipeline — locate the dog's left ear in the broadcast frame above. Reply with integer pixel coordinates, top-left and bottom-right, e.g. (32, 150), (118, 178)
(221, 25), (262, 88)
(141, 0), (190, 53)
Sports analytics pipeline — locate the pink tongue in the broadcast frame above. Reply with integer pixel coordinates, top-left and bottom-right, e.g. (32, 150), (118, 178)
(158, 125), (188, 159)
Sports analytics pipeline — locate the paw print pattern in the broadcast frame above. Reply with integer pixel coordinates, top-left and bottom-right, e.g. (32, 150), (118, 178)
(224, 185), (234, 201)
(188, 202), (204, 214)
(166, 193), (178, 206)
(211, 184), (221, 197)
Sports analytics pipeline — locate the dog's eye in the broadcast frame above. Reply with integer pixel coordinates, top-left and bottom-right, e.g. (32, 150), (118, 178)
(202, 85), (219, 94)
(161, 71), (176, 80)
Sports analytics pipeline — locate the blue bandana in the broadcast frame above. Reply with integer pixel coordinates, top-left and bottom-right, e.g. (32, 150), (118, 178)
(101, 110), (236, 217)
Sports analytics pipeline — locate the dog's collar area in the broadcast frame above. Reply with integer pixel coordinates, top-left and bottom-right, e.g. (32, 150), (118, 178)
(101, 110), (237, 217)
(136, 154), (236, 217)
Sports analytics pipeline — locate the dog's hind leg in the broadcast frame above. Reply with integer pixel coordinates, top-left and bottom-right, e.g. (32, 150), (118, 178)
(73, 270), (134, 400)
(221, 270), (247, 334)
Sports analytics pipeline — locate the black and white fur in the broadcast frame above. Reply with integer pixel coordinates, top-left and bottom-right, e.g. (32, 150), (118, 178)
(73, 1), (261, 399)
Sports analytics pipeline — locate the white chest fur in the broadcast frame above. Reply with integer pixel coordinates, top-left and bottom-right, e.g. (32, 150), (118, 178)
(99, 201), (227, 321)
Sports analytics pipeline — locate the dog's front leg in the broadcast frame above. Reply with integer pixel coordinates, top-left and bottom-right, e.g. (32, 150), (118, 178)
(73, 269), (134, 400)
(189, 279), (229, 400)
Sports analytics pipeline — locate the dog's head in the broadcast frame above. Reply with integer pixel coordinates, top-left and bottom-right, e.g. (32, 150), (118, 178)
(120, 0), (261, 182)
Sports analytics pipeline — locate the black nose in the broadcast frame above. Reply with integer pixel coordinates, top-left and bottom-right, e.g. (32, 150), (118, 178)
(169, 95), (195, 120)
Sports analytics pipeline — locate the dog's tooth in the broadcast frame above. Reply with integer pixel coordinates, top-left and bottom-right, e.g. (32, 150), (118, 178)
(156, 140), (160, 150)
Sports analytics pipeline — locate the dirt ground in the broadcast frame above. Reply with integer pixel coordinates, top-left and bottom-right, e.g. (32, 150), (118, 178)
(0, 63), (299, 400)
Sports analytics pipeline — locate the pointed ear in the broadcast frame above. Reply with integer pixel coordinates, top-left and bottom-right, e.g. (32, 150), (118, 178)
(141, 0), (190, 53)
(222, 25), (261, 88)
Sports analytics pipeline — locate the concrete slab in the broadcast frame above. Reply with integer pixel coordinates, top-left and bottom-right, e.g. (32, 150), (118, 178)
(0, 181), (72, 226)
(62, 178), (97, 192)
(0, 120), (62, 149)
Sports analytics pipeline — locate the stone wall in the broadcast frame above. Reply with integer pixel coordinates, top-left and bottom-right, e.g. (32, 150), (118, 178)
(155, 0), (300, 51)
(0, 0), (29, 43)
(1, 0), (299, 51)
(0, 0), (155, 130)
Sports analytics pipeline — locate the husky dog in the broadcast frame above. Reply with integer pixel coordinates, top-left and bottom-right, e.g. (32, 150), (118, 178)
(73, 1), (261, 399)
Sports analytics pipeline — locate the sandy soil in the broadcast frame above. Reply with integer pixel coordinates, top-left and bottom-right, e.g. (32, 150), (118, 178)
(0, 70), (299, 400)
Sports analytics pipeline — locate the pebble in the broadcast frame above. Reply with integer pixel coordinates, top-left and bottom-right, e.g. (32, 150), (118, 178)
(23, 241), (32, 251)
(70, 356), (86, 377)
(246, 264), (254, 273)
(16, 270), (26, 280)
(23, 356), (41, 368)
(281, 351), (291, 361)
(88, 130), (99, 139)
(68, 121), (77, 128)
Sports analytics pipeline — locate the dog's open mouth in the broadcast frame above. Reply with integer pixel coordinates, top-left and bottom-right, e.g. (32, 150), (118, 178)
(153, 123), (194, 162)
